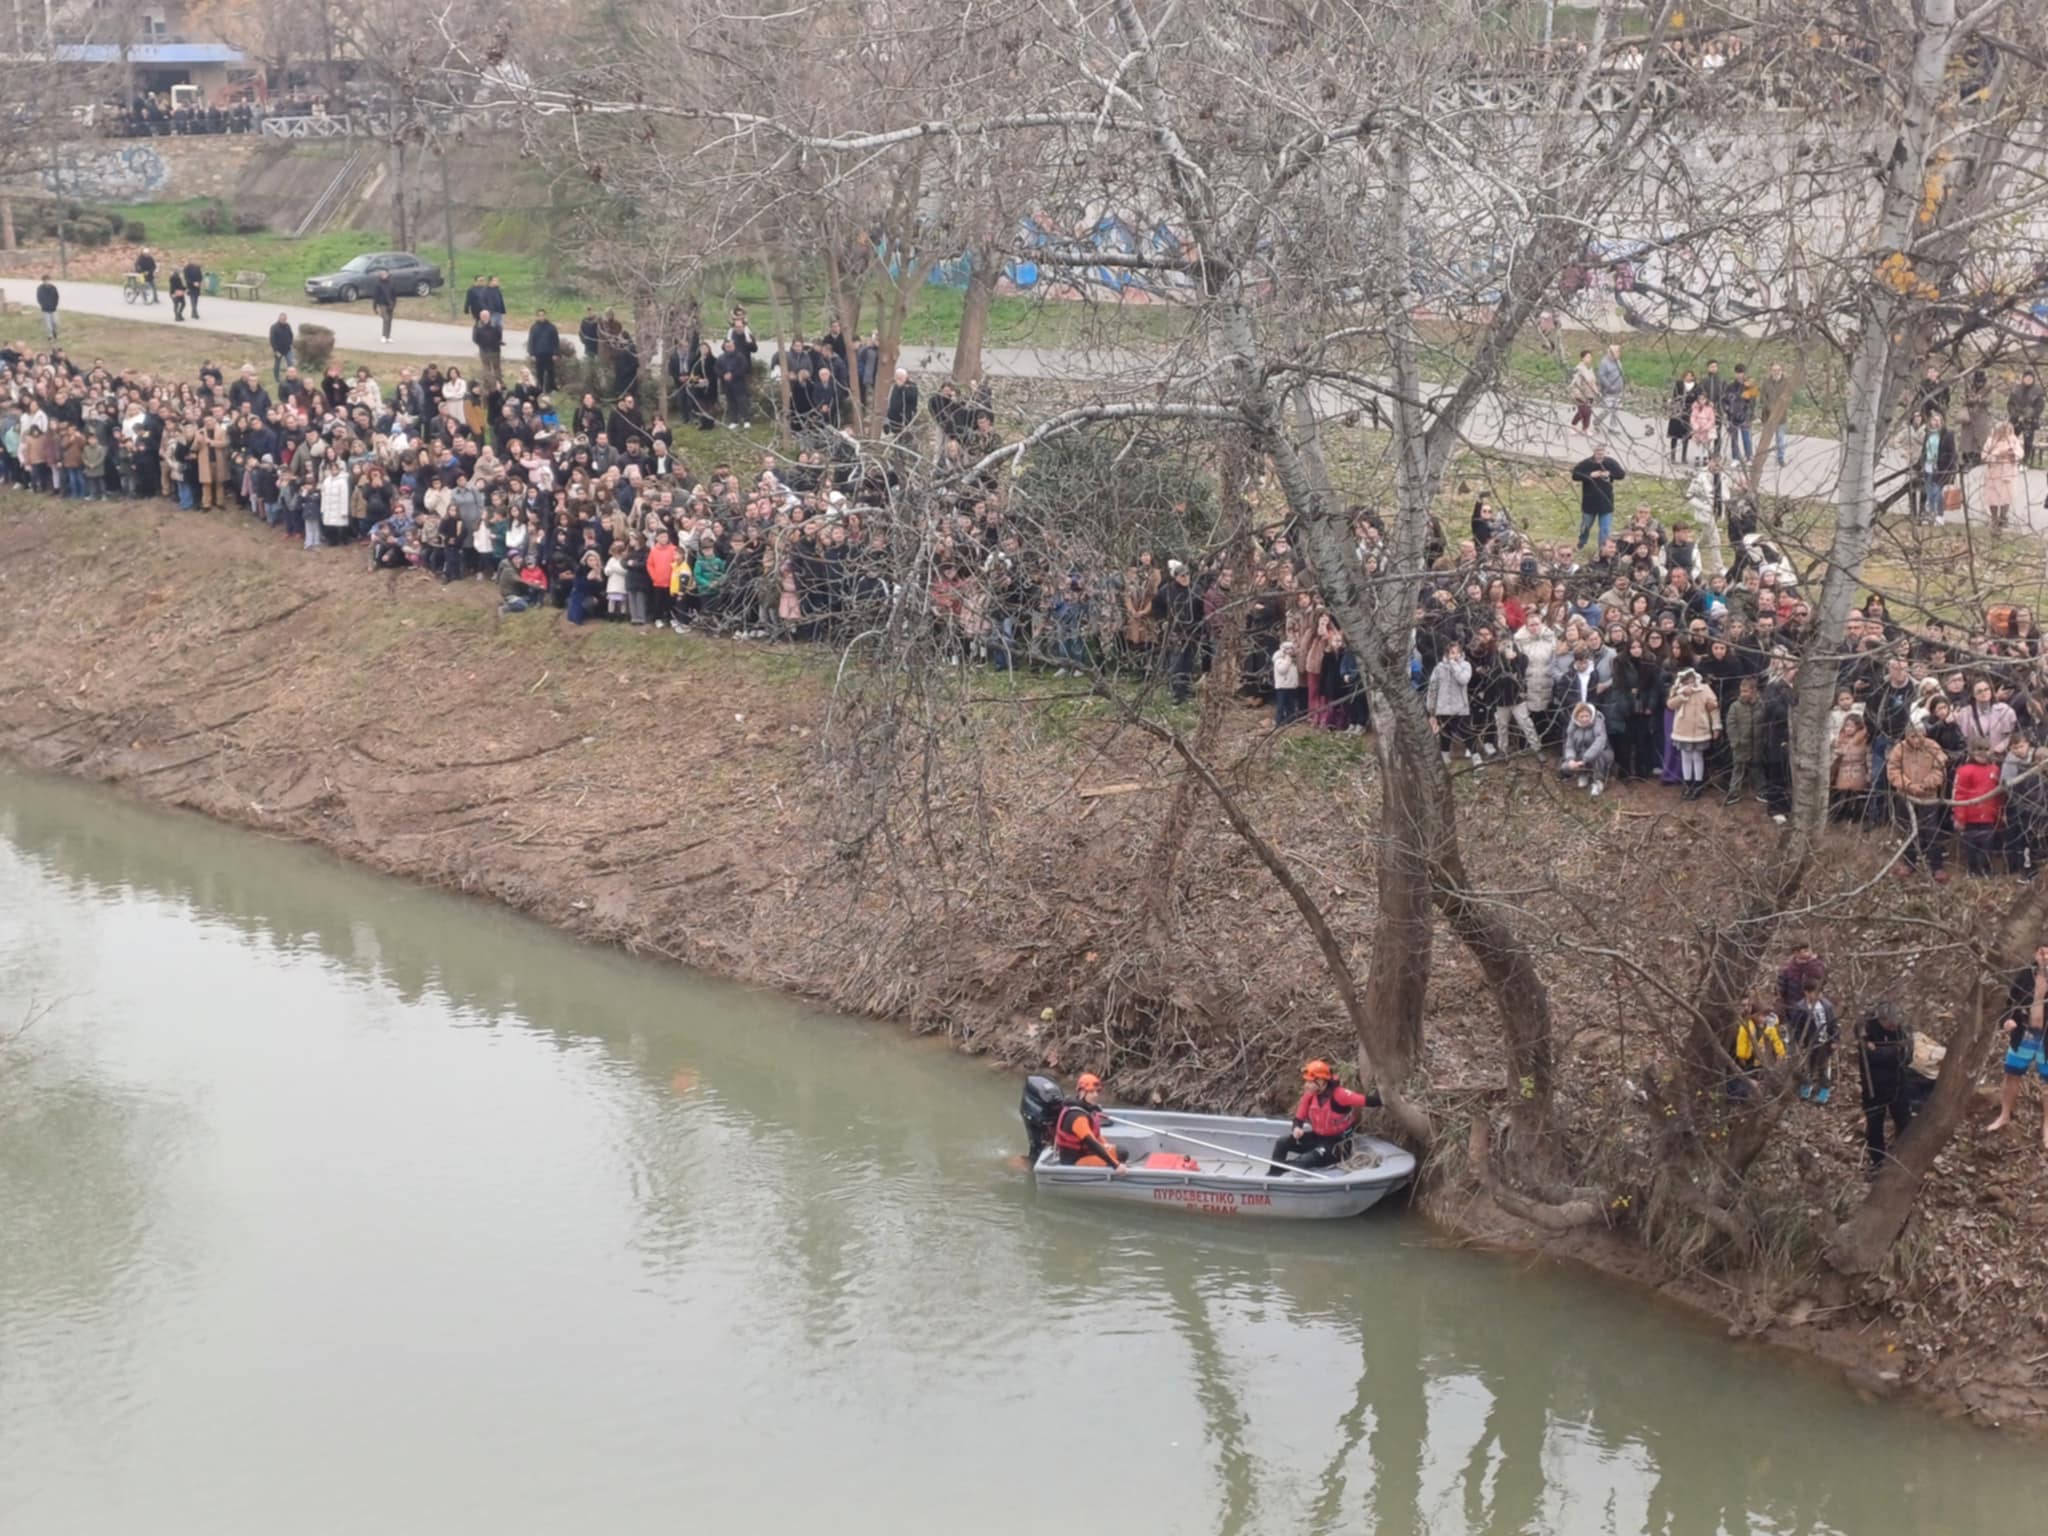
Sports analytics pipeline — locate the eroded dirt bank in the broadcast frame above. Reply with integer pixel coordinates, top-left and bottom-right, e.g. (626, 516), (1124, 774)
(3, 495), (2045, 1433)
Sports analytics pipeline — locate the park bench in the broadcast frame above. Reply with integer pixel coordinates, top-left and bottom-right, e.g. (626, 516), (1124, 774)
(222, 269), (267, 300)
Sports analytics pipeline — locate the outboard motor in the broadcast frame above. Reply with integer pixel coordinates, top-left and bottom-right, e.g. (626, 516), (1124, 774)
(1020, 1074), (1065, 1165)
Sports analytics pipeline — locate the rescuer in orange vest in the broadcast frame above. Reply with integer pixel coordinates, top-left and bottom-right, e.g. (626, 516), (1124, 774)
(1052, 1073), (1127, 1172)
(1272, 1060), (1371, 1172)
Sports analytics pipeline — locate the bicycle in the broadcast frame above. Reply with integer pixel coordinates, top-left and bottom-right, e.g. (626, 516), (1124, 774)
(123, 272), (147, 305)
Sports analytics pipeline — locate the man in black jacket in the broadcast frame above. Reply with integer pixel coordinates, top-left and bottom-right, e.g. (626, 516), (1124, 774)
(714, 338), (753, 430)
(1760, 664), (1795, 822)
(527, 309), (560, 393)
(1153, 560), (1199, 703)
(884, 368), (919, 434)
(371, 269), (397, 342)
(2010, 370), (2043, 467)
(1857, 1000), (1916, 1172)
(462, 279), (491, 322)
(268, 313), (295, 385)
(182, 258), (204, 317)
(34, 276), (58, 340)
(134, 247), (158, 303)
(1569, 445), (1626, 550)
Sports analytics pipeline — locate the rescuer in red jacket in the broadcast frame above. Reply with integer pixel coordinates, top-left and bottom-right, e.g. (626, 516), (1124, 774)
(1272, 1060), (1371, 1172)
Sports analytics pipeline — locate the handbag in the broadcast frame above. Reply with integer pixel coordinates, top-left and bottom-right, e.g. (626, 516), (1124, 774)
(1942, 485), (1964, 512)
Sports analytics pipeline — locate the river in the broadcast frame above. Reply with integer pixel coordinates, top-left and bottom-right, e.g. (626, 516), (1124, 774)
(0, 771), (2033, 1533)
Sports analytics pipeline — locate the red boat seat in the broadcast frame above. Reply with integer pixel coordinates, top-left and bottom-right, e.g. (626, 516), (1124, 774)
(1143, 1152), (1202, 1171)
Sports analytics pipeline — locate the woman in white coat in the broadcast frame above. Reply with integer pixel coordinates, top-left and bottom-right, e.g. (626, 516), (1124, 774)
(314, 459), (350, 551)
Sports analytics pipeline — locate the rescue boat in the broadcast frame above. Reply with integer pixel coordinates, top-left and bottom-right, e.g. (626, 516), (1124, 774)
(1020, 1077), (1415, 1220)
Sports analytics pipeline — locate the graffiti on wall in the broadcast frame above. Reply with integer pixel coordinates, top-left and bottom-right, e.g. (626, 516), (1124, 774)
(39, 146), (171, 201)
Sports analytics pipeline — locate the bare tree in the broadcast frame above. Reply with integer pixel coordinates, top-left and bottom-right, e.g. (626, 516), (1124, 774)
(436, 0), (2048, 1288)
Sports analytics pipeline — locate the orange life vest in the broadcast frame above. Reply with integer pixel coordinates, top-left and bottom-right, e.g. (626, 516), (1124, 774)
(1053, 1104), (1105, 1155)
(1292, 1084), (1366, 1139)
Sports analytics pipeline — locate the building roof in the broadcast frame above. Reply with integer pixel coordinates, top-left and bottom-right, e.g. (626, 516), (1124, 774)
(55, 43), (248, 64)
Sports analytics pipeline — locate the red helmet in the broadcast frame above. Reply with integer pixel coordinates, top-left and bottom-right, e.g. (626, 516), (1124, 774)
(1302, 1059), (1335, 1082)
(1076, 1072), (1102, 1093)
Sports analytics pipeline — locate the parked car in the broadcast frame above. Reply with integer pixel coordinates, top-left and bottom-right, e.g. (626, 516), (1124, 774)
(304, 252), (444, 303)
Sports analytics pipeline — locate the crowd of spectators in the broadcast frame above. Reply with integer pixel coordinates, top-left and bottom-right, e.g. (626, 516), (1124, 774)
(112, 95), (263, 138)
(6, 311), (2048, 888)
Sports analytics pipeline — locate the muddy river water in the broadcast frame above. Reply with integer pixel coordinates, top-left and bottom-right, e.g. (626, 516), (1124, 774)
(0, 771), (2035, 1533)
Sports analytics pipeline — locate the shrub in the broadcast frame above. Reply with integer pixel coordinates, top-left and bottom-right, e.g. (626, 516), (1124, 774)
(123, 220), (146, 243)
(231, 210), (267, 235)
(1010, 429), (1219, 560)
(296, 323), (337, 372)
(193, 199), (229, 234)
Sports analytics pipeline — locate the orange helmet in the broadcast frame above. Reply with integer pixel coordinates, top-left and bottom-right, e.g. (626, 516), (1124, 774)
(1302, 1059), (1335, 1082)
(1076, 1072), (1102, 1093)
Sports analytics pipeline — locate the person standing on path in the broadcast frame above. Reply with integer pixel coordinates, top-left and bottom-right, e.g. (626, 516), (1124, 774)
(1568, 348), (1598, 434)
(1594, 343), (1626, 438)
(1569, 444), (1625, 551)
(1919, 408), (1960, 524)
(527, 309), (560, 394)
(268, 313), (295, 386)
(715, 335), (754, 430)
(34, 275), (59, 340)
(1759, 363), (1793, 467)
(182, 258), (203, 318)
(133, 247), (158, 303)
(1724, 364), (1756, 463)
(371, 268), (397, 343)
(2009, 370), (2042, 469)
(474, 311), (504, 389)
(1699, 359), (1728, 455)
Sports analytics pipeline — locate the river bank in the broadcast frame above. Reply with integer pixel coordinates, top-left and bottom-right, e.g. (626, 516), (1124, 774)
(2, 491), (2044, 1434)
(13, 769), (2043, 1534)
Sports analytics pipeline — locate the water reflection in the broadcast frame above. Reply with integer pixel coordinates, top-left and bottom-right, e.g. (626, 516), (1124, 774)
(0, 770), (2037, 1536)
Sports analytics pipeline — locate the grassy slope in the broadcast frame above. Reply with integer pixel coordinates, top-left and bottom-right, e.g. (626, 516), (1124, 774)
(112, 199), (1193, 350)
(1, 310), (447, 384)
(104, 201), (1872, 431)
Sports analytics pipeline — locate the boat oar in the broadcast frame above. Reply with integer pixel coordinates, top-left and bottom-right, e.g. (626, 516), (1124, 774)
(1102, 1115), (1341, 1182)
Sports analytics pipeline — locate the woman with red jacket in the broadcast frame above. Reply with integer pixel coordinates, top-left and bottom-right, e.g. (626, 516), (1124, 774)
(1272, 1060), (1375, 1172)
(1952, 745), (2006, 877)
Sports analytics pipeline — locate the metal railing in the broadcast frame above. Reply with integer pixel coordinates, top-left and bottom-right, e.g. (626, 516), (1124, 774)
(259, 107), (523, 141)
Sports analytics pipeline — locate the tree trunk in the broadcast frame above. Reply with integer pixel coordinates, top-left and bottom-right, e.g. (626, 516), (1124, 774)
(1688, 0), (1966, 1121)
(822, 217), (869, 435)
(389, 140), (409, 253)
(762, 257), (794, 426)
(1, 198), (15, 253)
(951, 246), (999, 386)
(1361, 707), (1436, 1091)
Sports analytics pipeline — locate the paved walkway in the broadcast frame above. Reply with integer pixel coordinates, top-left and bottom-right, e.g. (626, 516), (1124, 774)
(39, 279), (2048, 534)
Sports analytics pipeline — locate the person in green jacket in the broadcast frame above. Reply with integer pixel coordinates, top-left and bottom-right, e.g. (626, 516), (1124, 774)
(81, 435), (109, 500)
(691, 544), (727, 627)
(1723, 674), (1762, 805)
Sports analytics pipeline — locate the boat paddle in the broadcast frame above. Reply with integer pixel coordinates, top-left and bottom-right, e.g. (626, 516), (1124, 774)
(1101, 1115), (1341, 1182)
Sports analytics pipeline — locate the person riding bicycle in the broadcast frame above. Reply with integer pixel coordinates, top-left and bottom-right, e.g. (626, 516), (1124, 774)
(133, 247), (158, 303)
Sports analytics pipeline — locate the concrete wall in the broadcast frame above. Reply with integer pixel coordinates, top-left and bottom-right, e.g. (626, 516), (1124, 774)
(20, 138), (272, 204)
